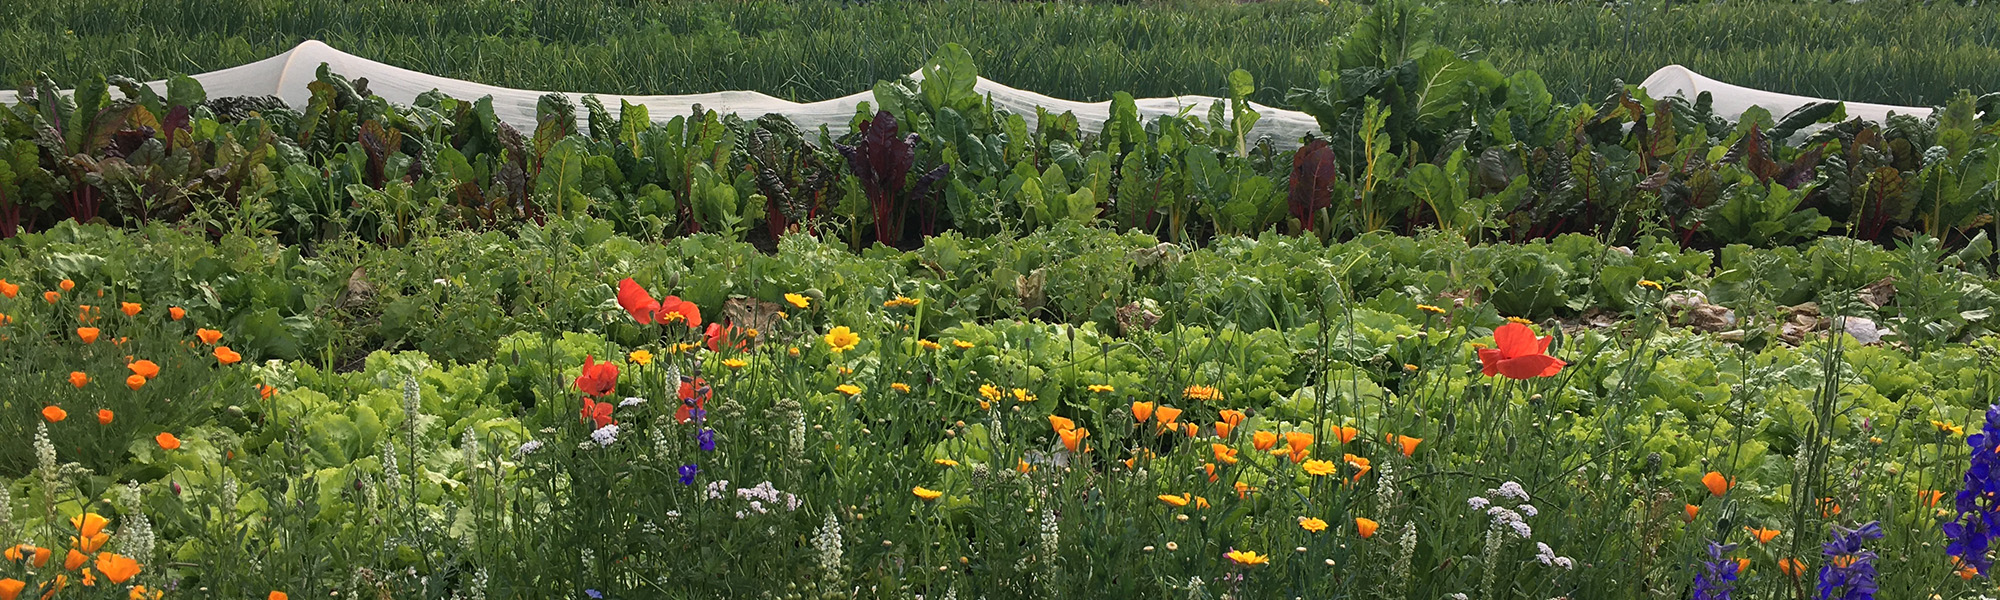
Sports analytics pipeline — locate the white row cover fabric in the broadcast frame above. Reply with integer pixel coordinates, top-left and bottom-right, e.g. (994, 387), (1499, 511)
(1638, 64), (1932, 123)
(1, 41), (1935, 145)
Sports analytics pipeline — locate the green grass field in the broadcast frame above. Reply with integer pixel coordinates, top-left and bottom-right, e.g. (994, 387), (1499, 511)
(2, 0), (1996, 107)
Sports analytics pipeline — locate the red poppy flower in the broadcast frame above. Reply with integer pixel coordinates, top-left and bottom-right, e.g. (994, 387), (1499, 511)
(574, 355), (620, 398)
(676, 377), (712, 424)
(579, 397), (616, 429)
(705, 322), (747, 353)
(1476, 322), (1567, 379)
(616, 278), (702, 327)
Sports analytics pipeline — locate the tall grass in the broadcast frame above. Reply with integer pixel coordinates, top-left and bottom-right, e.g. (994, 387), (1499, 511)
(0, 0), (1994, 107)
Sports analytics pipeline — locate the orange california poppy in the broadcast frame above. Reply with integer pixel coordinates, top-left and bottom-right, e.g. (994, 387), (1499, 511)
(75, 327), (99, 344)
(1476, 322), (1567, 379)
(1778, 558), (1807, 578)
(93, 552), (140, 584)
(1214, 420), (1236, 439)
(168, 307), (185, 321)
(0, 279), (15, 298)
(62, 549), (85, 571)
(1356, 517), (1380, 538)
(1218, 409), (1247, 427)
(1331, 425), (1359, 444)
(128, 360), (159, 379)
(1745, 527), (1781, 544)
(1252, 430), (1278, 451)
(58, 279), (74, 291)
(68, 371), (87, 388)
(71, 513), (107, 538)
(40, 406), (66, 423)
(1684, 504), (1701, 522)
(71, 532), (107, 553)
(1387, 434), (1422, 457)
(196, 328), (223, 345)
(1235, 480), (1253, 498)
(269, 592), (289, 600)
(1920, 490), (1945, 506)
(260, 384), (277, 399)
(1048, 415), (1077, 433)
(1212, 443), (1240, 465)
(1182, 423), (1199, 438)
(125, 374), (147, 390)
(1285, 431), (1314, 455)
(43, 291), (60, 303)
(97, 410), (113, 425)
(120, 303), (141, 317)
(214, 346), (242, 365)
(0, 578), (22, 600)
(1702, 472), (1734, 497)
(1154, 406), (1184, 430)
(155, 432), (182, 450)
(1059, 427), (1090, 452)
(1130, 401), (1155, 423)
(1204, 463), (1219, 483)
(1343, 454), (1372, 480)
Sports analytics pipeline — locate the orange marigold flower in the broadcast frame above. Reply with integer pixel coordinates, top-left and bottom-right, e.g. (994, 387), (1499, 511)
(1355, 517), (1380, 538)
(168, 306), (185, 321)
(196, 328), (223, 345)
(1298, 517), (1328, 532)
(97, 409), (113, 425)
(155, 432), (182, 450)
(41, 406), (66, 423)
(69, 372), (88, 388)
(214, 346), (242, 365)
(120, 302), (141, 317)
(1183, 385), (1223, 401)
(75, 327), (100, 344)
(1702, 471), (1734, 497)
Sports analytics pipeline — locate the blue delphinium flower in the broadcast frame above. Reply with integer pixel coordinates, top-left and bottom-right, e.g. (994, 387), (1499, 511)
(698, 428), (717, 452)
(1691, 541), (1739, 600)
(678, 464), (699, 485)
(1818, 521), (1885, 600)
(585, 590), (603, 599)
(1944, 402), (2000, 577)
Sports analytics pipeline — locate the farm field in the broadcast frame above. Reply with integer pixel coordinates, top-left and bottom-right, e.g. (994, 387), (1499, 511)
(1, 0), (1999, 599)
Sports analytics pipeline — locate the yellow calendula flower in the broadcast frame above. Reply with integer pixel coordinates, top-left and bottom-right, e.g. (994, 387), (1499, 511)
(1012, 388), (1036, 403)
(668, 342), (700, 354)
(1157, 494), (1192, 507)
(1416, 304), (1446, 315)
(1506, 316), (1535, 326)
(835, 384), (863, 396)
(979, 384), (1004, 402)
(627, 349), (654, 366)
(891, 383), (912, 393)
(951, 339), (975, 349)
(721, 358), (748, 369)
(789, 346), (802, 357)
(918, 339), (942, 351)
(1183, 385), (1223, 401)
(1298, 517), (1329, 533)
(784, 293), (811, 309)
(1301, 459), (1339, 477)
(1088, 384), (1115, 393)
(1225, 549), (1269, 566)
(934, 458), (959, 467)
(824, 326), (860, 353)
(883, 296), (921, 308)
(1933, 420), (1966, 436)
(912, 486), (944, 501)
(1637, 279), (1664, 291)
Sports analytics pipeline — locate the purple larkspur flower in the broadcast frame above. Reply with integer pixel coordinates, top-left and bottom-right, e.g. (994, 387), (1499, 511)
(585, 590), (603, 599)
(1692, 541), (1739, 600)
(1818, 521), (1884, 600)
(698, 428), (717, 452)
(679, 464), (699, 485)
(1945, 402), (2000, 577)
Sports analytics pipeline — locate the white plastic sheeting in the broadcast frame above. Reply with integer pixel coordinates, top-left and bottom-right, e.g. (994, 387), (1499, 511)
(1, 41), (1935, 143)
(1638, 64), (1931, 123)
